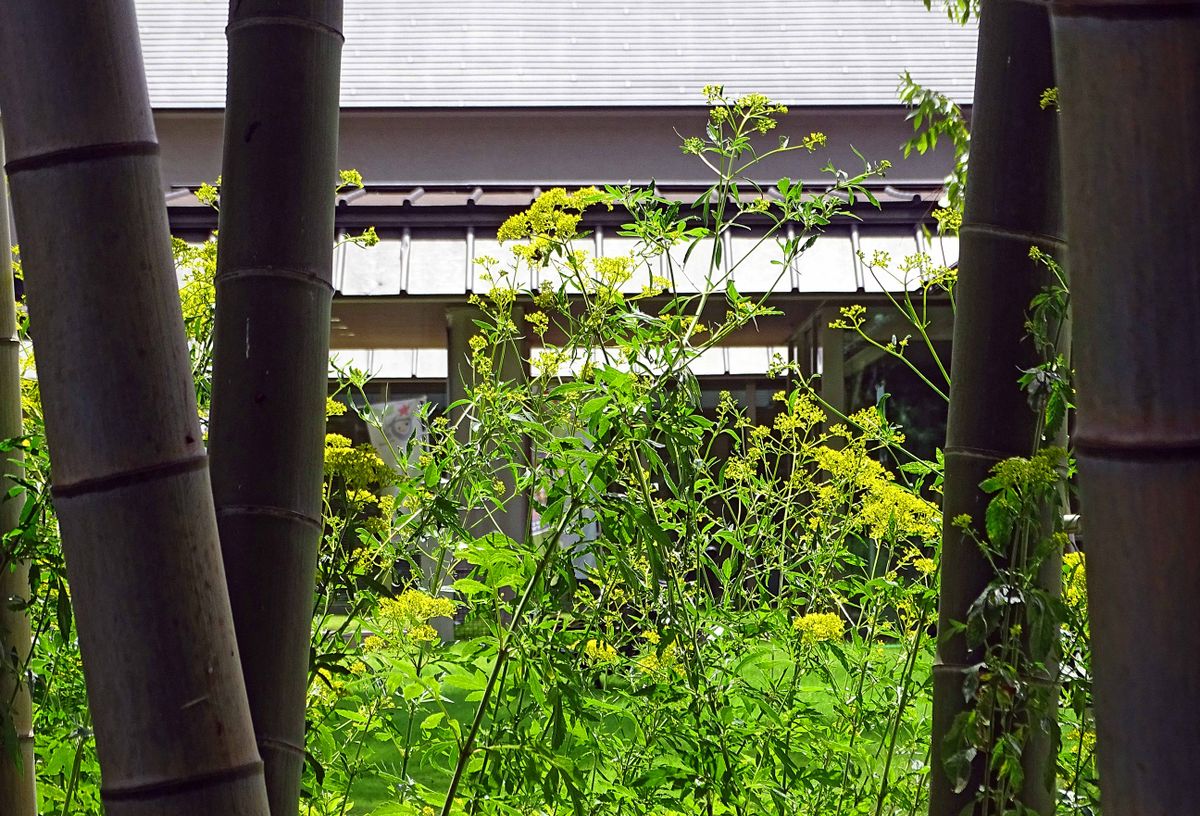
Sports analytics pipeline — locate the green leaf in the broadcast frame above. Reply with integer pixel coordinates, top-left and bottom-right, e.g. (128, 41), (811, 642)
(55, 576), (72, 640)
(985, 496), (1014, 545)
(452, 578), (492, 597)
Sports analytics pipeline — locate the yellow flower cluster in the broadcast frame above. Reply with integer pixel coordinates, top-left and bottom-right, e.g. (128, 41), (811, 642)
(337, 168), (364, 190)
(496, 187), (602, 264)
(533, 283), (558, 311)
(637, 641), (680, 677)
(724, 456), (756, 483)
(706, 91), (789, 133)
(583, 638), (619, 665)
(991, 447), (1066, 493)
(912, 556), (937, 577)
(828, 303), (866, 332)
(325, 396), (348, 417)
(848, 408), (904, 444)
(525, 310), (549, 337)
(1063, 551), (1087, 610)
(933, 206), (963, 235)
(793, 612), (844, 644)
(774, 392), (827, 436)
(346, 491), (395, 538)
(324, 434), (392, 489)
(860, 480), (940, 542)
(801, 131), (827, 151)
(377, 590), (456, 645)
(532, 347), (568, 378)
(637, 275), (671, 299)
(488, 286), (516, 310)
(194, 176), (221, 208)
(812, 444), (939, 542)
(309, 667), (347, 706)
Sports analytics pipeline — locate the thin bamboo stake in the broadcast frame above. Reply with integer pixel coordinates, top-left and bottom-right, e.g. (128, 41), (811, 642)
(0, 4), (269, 814)
(207, 3), (343, 813)
(0, 133), (36, 816)
(1051, 2), (1200, 813)
(929, 2), (1063, 814)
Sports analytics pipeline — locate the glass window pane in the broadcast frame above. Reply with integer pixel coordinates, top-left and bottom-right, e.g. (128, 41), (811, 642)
(730, 234), (789, 293)
(665, 237), (726, 294)
(859, 231), (922, 292)
(339, 238), (402, 295)
(794, 232), (857, 292)
(408, 235), (467, 295)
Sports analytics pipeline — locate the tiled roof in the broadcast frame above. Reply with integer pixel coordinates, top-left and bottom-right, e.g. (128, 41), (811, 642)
(136, 0), (977, 109)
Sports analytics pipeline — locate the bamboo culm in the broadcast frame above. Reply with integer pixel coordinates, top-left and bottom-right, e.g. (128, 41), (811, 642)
(0, 131), (36, 816)
(1051, 2), (1200, 813)
(0, 3), (270, 814)
(207, 3), (343, 813)
(929, 2), (1064, 814)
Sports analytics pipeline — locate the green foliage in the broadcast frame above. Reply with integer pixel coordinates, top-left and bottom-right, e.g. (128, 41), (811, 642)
(299, 90), (946, 816)
(1, 87), (1100, 816)
(0, 258), (103, 813)
(922, 0), (978, 25)
(898, 71), (970, 216)
(936, 243), (1096, 814)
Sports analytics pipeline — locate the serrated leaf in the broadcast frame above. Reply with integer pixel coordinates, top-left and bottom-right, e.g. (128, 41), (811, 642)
(985, 497), (1013, 545)
(452, 578), (491, 597)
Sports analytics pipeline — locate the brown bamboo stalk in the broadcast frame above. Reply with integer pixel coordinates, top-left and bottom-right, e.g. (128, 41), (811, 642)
(0, 133), (36, 816)
(1051, 3), (1200, 813)
(0, 4), (270, 814)
(929, 2), (1063, 814)
(207, 3), (343, 813)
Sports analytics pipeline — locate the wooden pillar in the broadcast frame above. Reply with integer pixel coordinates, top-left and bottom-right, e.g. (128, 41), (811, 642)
(817, 306), (846, 419)
(444, 305), (530, 636)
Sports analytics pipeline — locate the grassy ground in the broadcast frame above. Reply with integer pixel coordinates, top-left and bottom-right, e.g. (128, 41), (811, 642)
(335, 643), (932, 814)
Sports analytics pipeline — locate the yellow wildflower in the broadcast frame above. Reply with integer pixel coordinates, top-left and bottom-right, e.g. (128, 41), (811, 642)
(325, 397), (348, 417)
(583, 639), (619, 665)
(1063, 551), (1087, 610)
(377, 590), (456, 645)
(325, 436), (392, 489)
(525, 310), (550, 336)
(793, 612), (844, 644)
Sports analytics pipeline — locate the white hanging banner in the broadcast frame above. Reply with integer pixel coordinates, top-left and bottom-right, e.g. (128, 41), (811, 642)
(366, 397), (426, 475)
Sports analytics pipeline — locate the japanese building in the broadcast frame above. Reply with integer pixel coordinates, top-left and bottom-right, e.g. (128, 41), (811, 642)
(137, 0), (976, 454)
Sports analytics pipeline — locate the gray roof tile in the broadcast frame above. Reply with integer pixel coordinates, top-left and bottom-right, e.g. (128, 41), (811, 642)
(135, 0), (976, 108)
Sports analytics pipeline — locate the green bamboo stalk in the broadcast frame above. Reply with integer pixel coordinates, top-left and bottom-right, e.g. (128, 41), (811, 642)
(207, 3), (343, 813)
(0, 3), (269, 814)
(929, 2), (1064, 814)
(0, 133), (36, 816)
(1051, 2), (1200, 812)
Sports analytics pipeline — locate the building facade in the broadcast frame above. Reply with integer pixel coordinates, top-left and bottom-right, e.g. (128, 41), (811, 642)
(138, 0), (975, 451)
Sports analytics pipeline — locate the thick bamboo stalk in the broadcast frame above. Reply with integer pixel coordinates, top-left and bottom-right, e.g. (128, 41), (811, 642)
(0, 4), (269, 815)
(207, 3), (343, 813)
(1051, 3), (1200, 813)
(0, 134), (35, 816)
(929, 2), (1063, 814)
